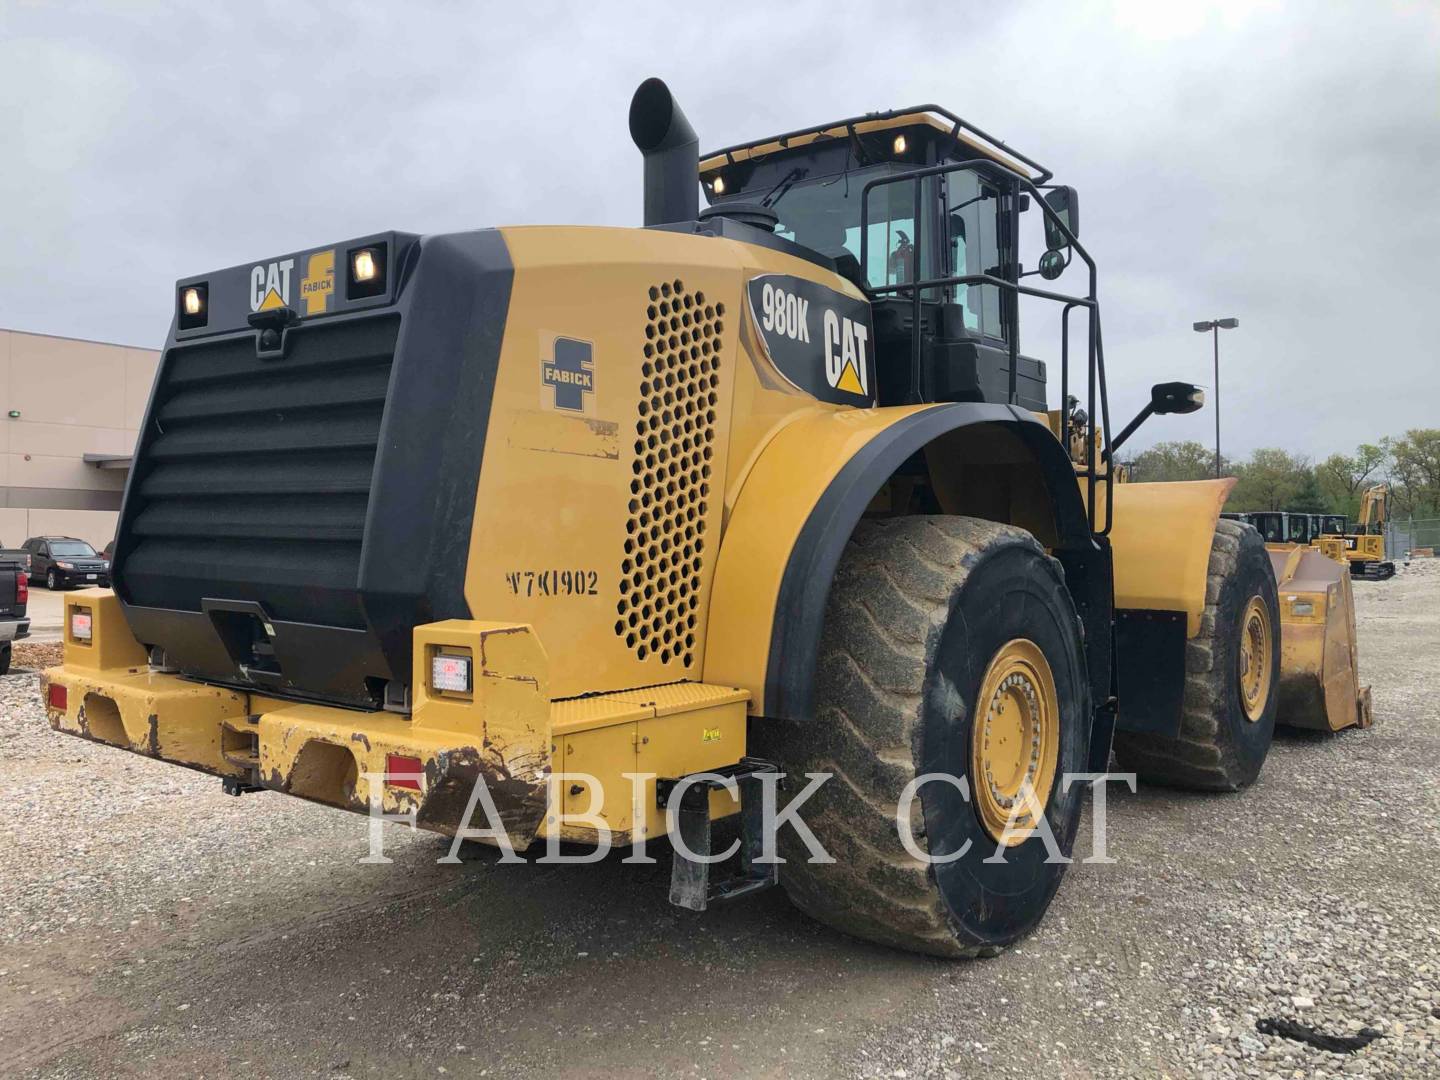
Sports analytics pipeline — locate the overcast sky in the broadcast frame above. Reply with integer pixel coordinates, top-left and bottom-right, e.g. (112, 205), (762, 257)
(2, 1), (1436, 460)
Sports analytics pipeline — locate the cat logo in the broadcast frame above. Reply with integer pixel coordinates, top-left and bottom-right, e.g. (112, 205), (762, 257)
(822, 309), (870, 396)
(249, 258), (295, 312)
(747, 273), (876, 407)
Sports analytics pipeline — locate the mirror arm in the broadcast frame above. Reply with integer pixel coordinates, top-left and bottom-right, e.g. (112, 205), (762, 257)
(1105, 403), (1155, 460)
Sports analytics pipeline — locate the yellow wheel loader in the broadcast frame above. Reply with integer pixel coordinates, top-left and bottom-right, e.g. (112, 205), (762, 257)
(41, 79), (1369, 957)
(1233, 512), (1374, 732)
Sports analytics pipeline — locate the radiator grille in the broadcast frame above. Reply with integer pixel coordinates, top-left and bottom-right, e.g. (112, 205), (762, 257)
(119, 315), (399, 629)
(615, 279), (724, 667)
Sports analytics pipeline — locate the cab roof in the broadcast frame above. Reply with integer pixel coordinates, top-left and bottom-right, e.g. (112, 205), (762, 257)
(699, 105), (1049, 183)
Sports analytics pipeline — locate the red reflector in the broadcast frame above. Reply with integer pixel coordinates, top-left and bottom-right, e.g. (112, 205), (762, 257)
(16, 572), (27, 604)
(47, 682), (68, 711)
(386, 754), (423, 790)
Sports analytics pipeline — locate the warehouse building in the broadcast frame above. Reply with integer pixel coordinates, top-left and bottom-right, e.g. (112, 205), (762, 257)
(0, 328), (159, 549)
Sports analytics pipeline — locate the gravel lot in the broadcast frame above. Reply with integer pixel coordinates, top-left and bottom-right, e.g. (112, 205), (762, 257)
(2, 562), (1438, 1078)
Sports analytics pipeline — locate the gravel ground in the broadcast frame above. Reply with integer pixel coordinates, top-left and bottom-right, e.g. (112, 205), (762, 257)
(1, 563), (1438, 1078)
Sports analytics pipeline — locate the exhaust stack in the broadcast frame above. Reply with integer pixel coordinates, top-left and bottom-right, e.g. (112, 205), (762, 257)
(629, 78), (699, 227)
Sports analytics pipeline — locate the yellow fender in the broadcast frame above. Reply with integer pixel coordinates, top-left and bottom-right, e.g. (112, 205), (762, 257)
(704, 401), (1099, 720)
(1101, 478), (1235, 638)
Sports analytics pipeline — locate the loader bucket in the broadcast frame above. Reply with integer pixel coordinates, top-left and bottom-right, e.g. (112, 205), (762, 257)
(1269, 547), (1373, 732)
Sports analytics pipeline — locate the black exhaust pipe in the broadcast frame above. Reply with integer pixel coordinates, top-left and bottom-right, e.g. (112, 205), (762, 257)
(628, 78), (699, 227)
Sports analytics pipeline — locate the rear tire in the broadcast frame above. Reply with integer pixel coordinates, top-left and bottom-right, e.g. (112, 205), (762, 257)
(752, 516), (1090, 958)
(0, 644), (10, 676)
(1114, 519), (1279, 791)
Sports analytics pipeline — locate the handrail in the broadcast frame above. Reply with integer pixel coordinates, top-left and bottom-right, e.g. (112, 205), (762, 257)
(701, 104), (1052, 184)
(857, 159), (1113, 535)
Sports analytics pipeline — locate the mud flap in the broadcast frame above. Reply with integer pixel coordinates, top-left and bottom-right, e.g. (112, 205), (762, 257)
(663, 759), (778, 912)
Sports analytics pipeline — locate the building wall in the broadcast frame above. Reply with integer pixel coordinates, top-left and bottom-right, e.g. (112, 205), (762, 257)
(0, 507), (119, 549)
(0, 328), (159, 548)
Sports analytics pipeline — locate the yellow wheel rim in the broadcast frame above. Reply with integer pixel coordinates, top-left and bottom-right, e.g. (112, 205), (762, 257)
(1238, 595), (1273, 723)
(970, 639), (1060, 846)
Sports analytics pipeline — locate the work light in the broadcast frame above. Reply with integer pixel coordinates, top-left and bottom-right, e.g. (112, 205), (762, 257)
(346, 245), (387, 299)
(352, 249), (379, 283)
(178, 282), (208, 329)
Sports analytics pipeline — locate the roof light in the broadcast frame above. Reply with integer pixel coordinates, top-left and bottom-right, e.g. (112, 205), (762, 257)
(893, 134), (908, 155)
(712, 175), (726, 195)
(431, 652), (472, 694)
(182, 287), (203, 315)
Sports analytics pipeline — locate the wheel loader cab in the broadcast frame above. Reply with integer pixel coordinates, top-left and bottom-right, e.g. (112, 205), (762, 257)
(700, 113), (1054, 411)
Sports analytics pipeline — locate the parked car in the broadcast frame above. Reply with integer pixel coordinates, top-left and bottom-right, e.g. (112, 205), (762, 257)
(0, 554), (31, 675)
(22, 536), (111, 590)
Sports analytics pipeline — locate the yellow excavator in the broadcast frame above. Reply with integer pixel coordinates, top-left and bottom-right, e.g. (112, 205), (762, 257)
(1318, 483), (1395, 580)
(39, 79), (1372, 957)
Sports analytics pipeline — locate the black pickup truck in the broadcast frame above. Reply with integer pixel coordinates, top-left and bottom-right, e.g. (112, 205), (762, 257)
(0, 555), (31, 675)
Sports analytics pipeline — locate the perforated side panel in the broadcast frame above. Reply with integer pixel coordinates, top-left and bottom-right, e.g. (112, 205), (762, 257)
(615, 279), (726, 666)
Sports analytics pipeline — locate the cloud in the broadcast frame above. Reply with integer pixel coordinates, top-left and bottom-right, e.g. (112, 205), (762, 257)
(1, 0), (1436, 459)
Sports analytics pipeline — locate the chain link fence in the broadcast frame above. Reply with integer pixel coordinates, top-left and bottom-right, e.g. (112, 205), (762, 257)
(1388, 517), (1440, 557)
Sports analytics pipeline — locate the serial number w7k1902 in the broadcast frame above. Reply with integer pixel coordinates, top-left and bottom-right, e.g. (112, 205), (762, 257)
(504, 569), (600, 597)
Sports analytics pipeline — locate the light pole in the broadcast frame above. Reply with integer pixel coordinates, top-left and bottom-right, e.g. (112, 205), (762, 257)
(1192, 317), (1238, 478)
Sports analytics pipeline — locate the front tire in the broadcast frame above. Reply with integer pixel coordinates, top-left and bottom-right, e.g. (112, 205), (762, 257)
(1114, 519), (1280, 790)
(46, 569), (59, 590)
(753, 516), (1091, 958)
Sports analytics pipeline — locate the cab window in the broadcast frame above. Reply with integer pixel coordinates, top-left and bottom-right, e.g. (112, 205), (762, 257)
(946, 171), (1004, 339)
(767, 164), (940, 291)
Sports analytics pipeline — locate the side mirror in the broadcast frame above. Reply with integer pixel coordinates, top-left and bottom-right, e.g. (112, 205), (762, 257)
(1107, 381), (1205, 457)
(1150, 381), (1205, 416)
(1043, 186), (1079, 251)
(1038, 249), (1066, 280)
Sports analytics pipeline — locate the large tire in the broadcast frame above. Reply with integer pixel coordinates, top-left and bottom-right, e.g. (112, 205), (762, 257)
(752, 516), (1091, 958)
(1113, 519), (1279, 791)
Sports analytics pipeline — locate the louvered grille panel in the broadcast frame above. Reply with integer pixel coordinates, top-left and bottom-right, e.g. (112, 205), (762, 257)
(119, 315), (399, 629)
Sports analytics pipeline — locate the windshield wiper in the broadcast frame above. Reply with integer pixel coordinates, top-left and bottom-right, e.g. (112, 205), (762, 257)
(761, 167), (808, 209)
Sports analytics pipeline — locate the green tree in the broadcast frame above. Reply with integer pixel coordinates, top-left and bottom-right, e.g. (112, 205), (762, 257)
(1227, 448), (1311, 511)
(1125, 440), (1228, 483)
(1316, 441), (1389, 517)
(1389, 429), (1440, 516)
(1289, 471), (1326, 513)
